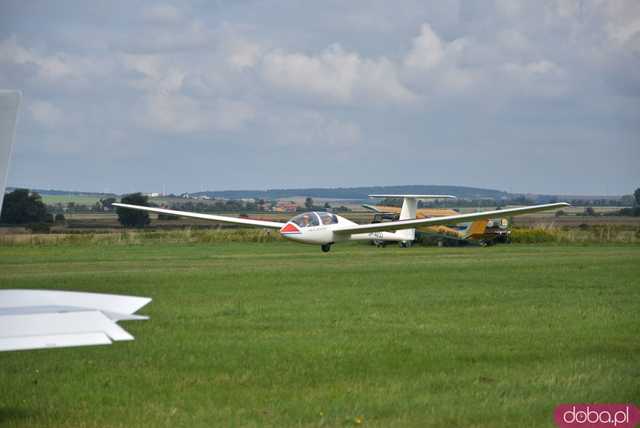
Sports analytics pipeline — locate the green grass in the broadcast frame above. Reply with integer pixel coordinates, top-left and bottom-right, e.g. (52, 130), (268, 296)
(0, 242), (638, 427)
(41, 195), (102, 205)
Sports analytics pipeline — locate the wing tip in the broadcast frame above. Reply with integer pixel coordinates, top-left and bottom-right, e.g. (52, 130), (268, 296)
(545, 202), (570, 208)
(368, 194), (457, 199)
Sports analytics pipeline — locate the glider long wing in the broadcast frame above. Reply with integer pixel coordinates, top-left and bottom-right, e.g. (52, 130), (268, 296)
(369, 194), (457, 199)
(334, 202), (569, 235)
(113, 203), (285, 229)
(0, 289), (151, 352)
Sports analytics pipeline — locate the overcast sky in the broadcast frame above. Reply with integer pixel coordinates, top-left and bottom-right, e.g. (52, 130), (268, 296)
(0, 0), (638, 195)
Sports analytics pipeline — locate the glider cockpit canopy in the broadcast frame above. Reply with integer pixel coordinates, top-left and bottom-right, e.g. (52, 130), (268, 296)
(290, 212), (339, 227)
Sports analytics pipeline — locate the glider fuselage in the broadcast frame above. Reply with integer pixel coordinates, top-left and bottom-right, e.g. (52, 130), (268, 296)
(278, 211), (407, 245)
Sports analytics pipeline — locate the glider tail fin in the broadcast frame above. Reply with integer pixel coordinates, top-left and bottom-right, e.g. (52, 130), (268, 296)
(398, 197), (418, 242)
(368, 194), (457, 242)
(399, 197), (417, 221)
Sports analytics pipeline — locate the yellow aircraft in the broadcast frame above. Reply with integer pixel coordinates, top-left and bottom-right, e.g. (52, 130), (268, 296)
(362, 204), (503, 246)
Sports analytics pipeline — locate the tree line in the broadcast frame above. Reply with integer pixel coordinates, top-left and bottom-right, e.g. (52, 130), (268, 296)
(2, 188), (639, 231)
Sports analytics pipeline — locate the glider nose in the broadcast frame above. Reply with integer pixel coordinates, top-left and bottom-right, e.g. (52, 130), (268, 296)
(279, 223), (300, 236)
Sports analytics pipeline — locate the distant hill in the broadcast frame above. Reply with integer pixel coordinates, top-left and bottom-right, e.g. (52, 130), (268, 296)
(192, 185), (510, 201)
(6, 185), (628, 205)
(6, 187), (116, 197)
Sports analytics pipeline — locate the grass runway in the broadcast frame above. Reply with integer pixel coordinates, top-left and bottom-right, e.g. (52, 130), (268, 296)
(1, 242), (639, 427)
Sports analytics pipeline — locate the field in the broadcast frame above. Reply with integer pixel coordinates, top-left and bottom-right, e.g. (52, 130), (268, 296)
(8, 208), (640, 235)
(1, 241), (639, 427)
(40, 195), (104, 206)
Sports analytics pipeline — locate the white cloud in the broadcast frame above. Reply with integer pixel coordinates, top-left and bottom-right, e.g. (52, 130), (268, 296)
(494, 0), (525, 19)
(260, 44), (415, 105)
(501, 60), (567, 97)
(138, 93), (254, 134)
(403, 24), (480, 93)
(139, 92), (200, 133)
(0, 36), (114, 88)
(603, 0), (640, 53)
(226, 38), (263, 70)
(503, 60), (564, 78)
(122, 53), (186, 92)
(404, 23), (444, 70)
(268, 110), (362, 147)
(30, 100), (64, 128)
(496, 29), (531, 53)
(115, 20), (215, 54)
(553, 0), (580, 18)
(213, 100), (255, 131)
(143, 4), (186, 24)
(0, 36), (74, 81)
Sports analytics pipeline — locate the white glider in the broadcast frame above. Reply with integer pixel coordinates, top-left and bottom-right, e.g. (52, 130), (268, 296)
(0, 289), (151, 352)
(114, 194), (568, 252)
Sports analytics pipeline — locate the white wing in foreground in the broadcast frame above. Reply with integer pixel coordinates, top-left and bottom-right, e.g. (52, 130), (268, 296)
(0, 289), (151, 352)
(113, 203), (285, 229)
(334, 202), (570, 235)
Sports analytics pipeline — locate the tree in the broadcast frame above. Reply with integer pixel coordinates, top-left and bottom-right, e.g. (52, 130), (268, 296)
(116, 193), (150, 228)
(1, 188), (50, 224)
(381, 198), (402, 207)
(620, 195), (635, 206)
(305, 197), (314, 210)
(100, 197), (117, 211)
(634, 188), (640, 207)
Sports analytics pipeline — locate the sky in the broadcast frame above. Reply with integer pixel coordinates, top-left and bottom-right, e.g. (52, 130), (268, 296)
(0, 0), (638, 196)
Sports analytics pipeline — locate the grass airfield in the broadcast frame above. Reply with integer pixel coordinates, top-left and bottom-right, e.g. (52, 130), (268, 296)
(0, 241), (638, 427)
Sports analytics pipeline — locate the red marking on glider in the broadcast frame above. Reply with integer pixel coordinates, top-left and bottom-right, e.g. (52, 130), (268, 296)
(280, 223), (300, 234)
